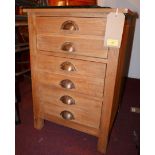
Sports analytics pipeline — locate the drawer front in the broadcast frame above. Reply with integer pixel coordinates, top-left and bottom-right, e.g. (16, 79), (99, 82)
(37, 54), (106, 79)
(42, 101), (101, 129)
(37, 35), (108, 58)
(37, 71), (105, 98)
(35, 17), (106, 36)
(38, 85), (102, 112)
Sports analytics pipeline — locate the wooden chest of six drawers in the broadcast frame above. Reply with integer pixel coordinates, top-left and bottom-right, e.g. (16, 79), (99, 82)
(25, 8), (134, 154)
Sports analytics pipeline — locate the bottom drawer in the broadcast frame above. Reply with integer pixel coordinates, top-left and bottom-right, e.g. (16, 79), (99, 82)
(40, 99), (102, 129)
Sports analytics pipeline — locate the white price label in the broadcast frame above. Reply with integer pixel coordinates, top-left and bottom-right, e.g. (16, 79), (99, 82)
(104, 11), (125, 48)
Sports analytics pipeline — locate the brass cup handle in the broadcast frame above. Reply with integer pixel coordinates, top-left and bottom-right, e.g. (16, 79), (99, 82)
(61, 42), (75, 52)
(61, 20), (79, 32)
(60, 79), (75, 89)
(60, 95), (75, 105)
(60, 61), (76, 72)
(60, 111), (75, 120)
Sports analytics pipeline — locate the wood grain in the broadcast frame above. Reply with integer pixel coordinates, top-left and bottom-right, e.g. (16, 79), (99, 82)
(38, 50), (109, 63)
(37, 71), (105, 98)
(97, 48), (120, 153)
(37, 34), (108, 58)
(44, 113), (99, 136)
(38, 84), (103, 112)
(24, 8), (134, 16)
(36, 53), (106, 79)
(41, 101), (101, 129)
(25, 8), (135, 154)
(27, 13), (44, 129)
(36, 16), (106, 36)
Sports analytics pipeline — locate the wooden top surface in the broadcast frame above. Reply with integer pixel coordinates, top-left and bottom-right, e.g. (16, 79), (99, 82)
(23, 7), (134, 16)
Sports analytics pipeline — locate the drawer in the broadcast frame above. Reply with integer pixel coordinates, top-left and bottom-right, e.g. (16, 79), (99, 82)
(35, 16), (106, 36)
(42, 101), (101, 129)
(37, 71), (105, 98)
(37, 54), (106, 79)
(38, 85), (103, 112)
(37, 35), (108, 59)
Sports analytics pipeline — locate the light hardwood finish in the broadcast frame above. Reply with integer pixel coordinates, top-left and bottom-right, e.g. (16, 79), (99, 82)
(37, 54), (106, 79)
(36, 16), (106, 36)
(44, 113), (99, 136)
(37, 34), (108, 58)
(42, 101), (101, 129)
(37, 71), (105, 98)
(24, 8), (134, 16)
(27, 14), (44, 129)
(38, 85), (103, 112)
(25, 8), (135, 154)
(38, 49), (109, 63)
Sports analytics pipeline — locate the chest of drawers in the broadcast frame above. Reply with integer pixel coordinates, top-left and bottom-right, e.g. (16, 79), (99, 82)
(25, 8), (135, 153)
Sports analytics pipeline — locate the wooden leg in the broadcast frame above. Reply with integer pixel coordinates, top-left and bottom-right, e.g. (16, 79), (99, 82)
(34, 117), (44, 129)
(97, 134), (108, 154)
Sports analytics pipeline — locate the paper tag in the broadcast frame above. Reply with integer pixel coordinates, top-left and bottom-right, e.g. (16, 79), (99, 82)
(104, 11), (125, 48)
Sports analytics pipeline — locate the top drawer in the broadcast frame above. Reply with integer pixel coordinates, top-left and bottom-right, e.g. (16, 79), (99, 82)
(35, 16), (106, 36)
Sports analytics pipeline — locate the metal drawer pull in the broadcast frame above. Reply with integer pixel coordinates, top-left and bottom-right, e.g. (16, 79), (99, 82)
(60, 61), (76, 72)
(61, 20), (79, 31)
(60, 79), (75, 89)
(60, 95), (75, 105)
(61, 42), (75, 52)
(60, 111), (75, 120)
